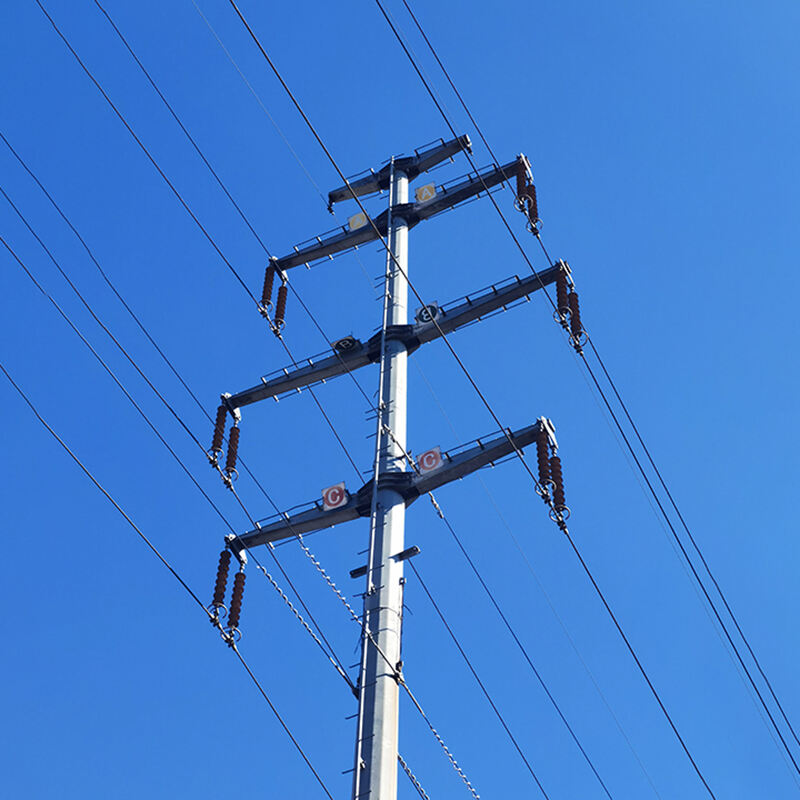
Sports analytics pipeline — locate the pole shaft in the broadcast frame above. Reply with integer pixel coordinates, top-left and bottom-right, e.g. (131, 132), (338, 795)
(352, 169), (409, 800)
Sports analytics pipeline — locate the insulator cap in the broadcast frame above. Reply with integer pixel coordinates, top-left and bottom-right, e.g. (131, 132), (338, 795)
(274, 284), (288, 330)
(211, 404), (227, 454)
(261, 263), (276, 308)
(225, 425), (240, 475)
(228, 571), (246, 630)
(212, 550), (232, 608)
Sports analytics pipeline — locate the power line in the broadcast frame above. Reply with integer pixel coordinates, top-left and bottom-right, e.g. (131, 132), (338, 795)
(412, 360), (667, 797)
(0, 201), (354, 691)
(2, 102), (477, 794)
(390, 426), (616, 797)
(409, 560), (551, 799)
(0, 135), (357, 685)
(0, 358), (336, 800)
(395, 1), (800, 769)
(33, 0), (259, 307)
(223, 3), (719, 795)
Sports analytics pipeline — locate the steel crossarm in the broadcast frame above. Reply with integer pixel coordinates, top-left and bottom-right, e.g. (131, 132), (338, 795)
(226, 265), (562, 409)
(274, 157), (526, 270)
(234, 420), (551, 548)
(327, 134), (472, 207)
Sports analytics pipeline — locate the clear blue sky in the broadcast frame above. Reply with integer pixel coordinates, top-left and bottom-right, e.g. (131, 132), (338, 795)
(1, 1), (798, 798)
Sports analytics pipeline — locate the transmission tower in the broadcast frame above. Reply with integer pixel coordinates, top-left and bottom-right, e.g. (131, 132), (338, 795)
(209, 134), (569, 800)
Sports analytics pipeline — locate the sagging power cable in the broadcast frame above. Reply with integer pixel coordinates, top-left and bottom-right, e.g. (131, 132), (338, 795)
(0, 358), (336, 800)
(224, 5), (716, 795)
(395, 2), (800, 775)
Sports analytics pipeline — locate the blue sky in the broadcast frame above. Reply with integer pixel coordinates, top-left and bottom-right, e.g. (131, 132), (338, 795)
(1, 1), (799, 798)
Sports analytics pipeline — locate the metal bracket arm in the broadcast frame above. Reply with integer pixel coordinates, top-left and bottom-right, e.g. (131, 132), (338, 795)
(234, 419), (550, 548)
(327, 134), (472, 207)
(275, 156), (526, 270)
(226, 265), (561, 409)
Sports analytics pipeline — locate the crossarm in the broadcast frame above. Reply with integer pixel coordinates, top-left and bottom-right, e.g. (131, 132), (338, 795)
(234, 420), (550, 548)
(226, 265), (561, 409)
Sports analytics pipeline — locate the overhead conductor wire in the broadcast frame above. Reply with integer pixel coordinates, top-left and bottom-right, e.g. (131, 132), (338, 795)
(26, 8), (479, 792)
(223, 2), (718, 796)
(389, 0), (800, 778)
(169, 5), (651, 796)
(0, 358), (335, 799)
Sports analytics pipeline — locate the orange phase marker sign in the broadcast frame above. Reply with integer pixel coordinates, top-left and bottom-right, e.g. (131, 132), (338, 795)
(322, 482), (348, 510)
(417, 447), (442, 473)
(415, 182), (436, 202)
(348, 211), (368, 231)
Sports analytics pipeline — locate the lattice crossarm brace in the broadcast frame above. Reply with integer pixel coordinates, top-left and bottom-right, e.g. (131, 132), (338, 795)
(275, 213), (390, 270)
(236, 499), (366, 549)
(327, 133), (472, 208)
(409, 420), (549, 498)
(414, 264), (561, 344)
(276, 154), (524, 270)
(397, 156), (526, 228)
(227, 338), (373, 409)
(225, 266), (561, 409)
(233, 421), (551, 549)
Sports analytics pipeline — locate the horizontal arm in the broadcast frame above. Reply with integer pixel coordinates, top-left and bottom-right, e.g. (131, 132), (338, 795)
(226, 264), (563, 409)
(234, 419), (551, 548)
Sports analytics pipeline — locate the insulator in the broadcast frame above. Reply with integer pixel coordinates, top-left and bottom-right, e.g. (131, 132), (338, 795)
(525, 184), (539, 226)
(515, 166), (527, 204)
(212, 549), (231, 608)
(550, 455), (566, 509)
(535, 427), (550, 487)
(225, 424), (240, 475)
(274, 283), (288, 330)
(211, 404), (227, 455)
(568, 290), (583, 340)
(555, 271), (569, 316)
(228, 571), (246, 630)
(261, 263), (276, 308)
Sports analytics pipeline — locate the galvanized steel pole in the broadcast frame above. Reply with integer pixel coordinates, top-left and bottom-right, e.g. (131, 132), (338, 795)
(352, 167), (409, 800)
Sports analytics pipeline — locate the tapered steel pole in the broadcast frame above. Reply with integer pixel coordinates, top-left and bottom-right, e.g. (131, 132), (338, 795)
(352, 167), (409, 800)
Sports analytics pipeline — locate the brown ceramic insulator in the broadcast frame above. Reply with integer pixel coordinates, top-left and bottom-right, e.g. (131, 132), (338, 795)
(212, 550), (231, 608)
(228, 571), (246, 630)
(526, 184), (539, 224)
(556, 272), (569, 316)
(516, 163), (527, 201)
(275, 284), (288, 328)
(568, 291), (583, 339)
(535, 427), (550, 486)
(211, 404), (227, 454)
(261, 263), (276, 308)
(225, 425), (240, 475)
(550, 455), (566, 509)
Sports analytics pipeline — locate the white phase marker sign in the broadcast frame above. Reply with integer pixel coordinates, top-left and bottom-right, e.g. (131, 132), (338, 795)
(348, 212), (368, 231)
(415, 183), (436, 202)
(418, 447), (442, 473)
(322, 482), (348, 510)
